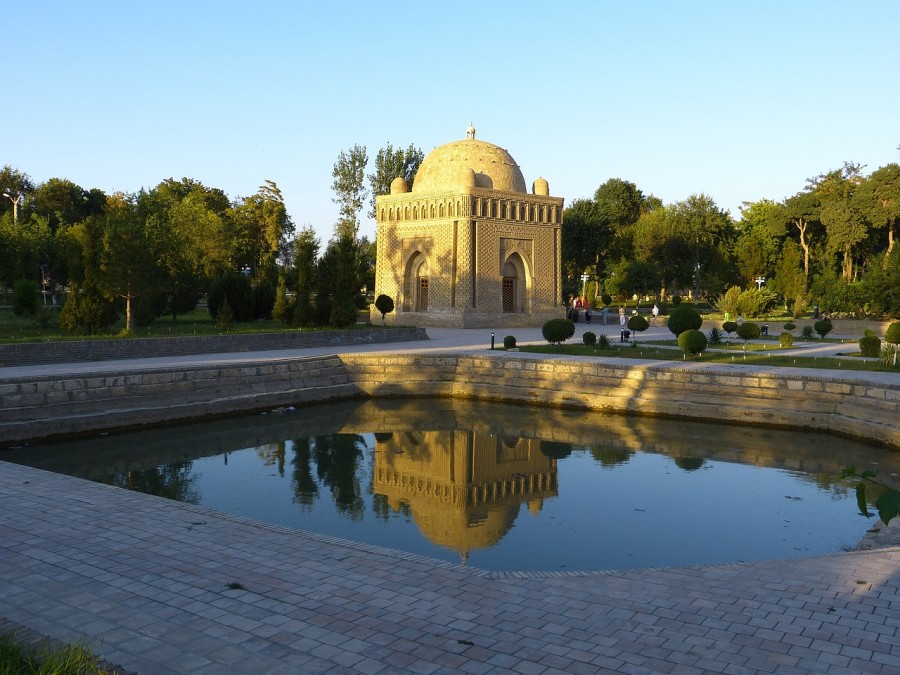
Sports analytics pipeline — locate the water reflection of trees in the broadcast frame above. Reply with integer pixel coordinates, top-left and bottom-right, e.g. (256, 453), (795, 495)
(290, 434), (368, 518)
(100, 461), (201, 504)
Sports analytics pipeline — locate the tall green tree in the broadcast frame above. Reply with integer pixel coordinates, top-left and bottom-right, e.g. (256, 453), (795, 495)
(230, 180), (293, 283)
(734, 199), (781, 283)
(858, 163), (900, 256)
(100, 193), (161, 332)
(812, 162), (867, 282)
(773, 190), (822, 278)
(367, 143), (423, 218)
(293, 225), (319, 326)
(332, 145), (368, 238)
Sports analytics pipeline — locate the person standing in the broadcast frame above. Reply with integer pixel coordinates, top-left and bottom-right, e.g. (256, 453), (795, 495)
(618, 306), (626, 327)
(652, 304), (659, 325)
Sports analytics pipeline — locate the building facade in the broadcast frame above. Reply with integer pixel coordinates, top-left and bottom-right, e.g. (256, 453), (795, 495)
(372, 127), (564, 327)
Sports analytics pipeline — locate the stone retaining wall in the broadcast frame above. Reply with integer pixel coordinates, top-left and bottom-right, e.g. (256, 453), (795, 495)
(0, 327), (427, 367)
(1, 353), (897, 448)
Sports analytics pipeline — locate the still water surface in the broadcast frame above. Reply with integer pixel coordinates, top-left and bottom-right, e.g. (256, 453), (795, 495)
(5, 398), (896, 572)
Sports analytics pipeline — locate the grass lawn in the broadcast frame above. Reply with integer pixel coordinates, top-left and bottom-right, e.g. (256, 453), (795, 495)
(0, 307), (374, 345)
(518, 343), (894, 372)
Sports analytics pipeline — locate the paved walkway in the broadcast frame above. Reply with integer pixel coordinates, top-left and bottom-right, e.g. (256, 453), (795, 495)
(1, 326), (899, 674)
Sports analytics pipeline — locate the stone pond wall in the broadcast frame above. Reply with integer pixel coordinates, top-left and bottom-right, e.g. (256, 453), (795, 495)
(0, 327), (427, 367)
(1, 352), (897, 449)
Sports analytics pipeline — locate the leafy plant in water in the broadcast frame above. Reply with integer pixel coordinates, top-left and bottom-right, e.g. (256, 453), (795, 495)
(842, 468), (900, 525)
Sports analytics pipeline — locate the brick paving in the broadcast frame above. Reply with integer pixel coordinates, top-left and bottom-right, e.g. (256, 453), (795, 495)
(1, 327), (899, 674)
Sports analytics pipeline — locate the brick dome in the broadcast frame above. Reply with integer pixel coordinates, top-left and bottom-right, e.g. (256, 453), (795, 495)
(412, 133), (527, 194)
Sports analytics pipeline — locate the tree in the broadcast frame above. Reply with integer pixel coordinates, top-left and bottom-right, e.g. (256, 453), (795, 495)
(812, 162), (867, 282)
(367, 143), (423, 219)
(858, 163), (900, 256)
(328, 232), (359, 327)
(562, 198), (609, 294)
(99, 193), (161, 332)
(230, 180), (293, 283)
(774, 190), (822, 278)
(374, 294), (394, 326)
(771, 239), (807, 316)
(332, 144), (368, 238)
(293, 226), (319, 326)
(734, 200), (781, 282)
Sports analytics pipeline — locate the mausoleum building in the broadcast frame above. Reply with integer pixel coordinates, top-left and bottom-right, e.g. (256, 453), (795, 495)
(372, 127), (564, 327)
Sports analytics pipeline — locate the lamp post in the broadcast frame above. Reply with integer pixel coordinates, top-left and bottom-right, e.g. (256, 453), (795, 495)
(3, 192), (22, 225)
(241, 265), (251, 279)
(580, 273), (589, 299)
(755, 276), (766, 290)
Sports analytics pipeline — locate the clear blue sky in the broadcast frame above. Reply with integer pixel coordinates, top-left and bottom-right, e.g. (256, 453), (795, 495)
(5, 1), (899, 244)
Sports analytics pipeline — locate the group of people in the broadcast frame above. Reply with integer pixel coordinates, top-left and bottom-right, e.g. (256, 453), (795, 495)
(568, 297), (662, 328)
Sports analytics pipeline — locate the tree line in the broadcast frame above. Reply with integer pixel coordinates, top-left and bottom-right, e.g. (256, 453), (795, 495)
(0, 142), (423, 332)
(562, 157), (899, 318)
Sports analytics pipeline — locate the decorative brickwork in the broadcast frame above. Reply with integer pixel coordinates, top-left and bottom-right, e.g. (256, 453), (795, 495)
(373, 128), (564, 327)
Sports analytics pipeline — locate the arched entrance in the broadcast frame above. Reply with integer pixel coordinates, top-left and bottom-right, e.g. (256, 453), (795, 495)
(404, 252), (429, 312)
(502, 253), (527, 313)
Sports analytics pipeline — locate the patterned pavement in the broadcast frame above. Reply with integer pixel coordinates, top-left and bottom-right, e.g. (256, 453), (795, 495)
(1, 328), (899, 674)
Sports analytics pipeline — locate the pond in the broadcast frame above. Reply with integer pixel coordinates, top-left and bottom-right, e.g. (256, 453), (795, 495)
(4, 398), (897, 572)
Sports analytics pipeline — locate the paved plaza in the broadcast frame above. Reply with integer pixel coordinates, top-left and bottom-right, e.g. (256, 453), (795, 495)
(1, 326), (899, 674)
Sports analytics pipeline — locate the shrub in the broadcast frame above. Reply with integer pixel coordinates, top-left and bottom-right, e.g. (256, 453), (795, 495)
(678, 329), (707, 356)
(503, 335), (517, 349)
(12, 279), (40, 316)
(374, 294), (394, 325)
(658, 299), (669, 315)
(801, 325), (814, 340)
(627, 315), (649, 334)
(885, 321), (900, 345)
(542, 318), (575, 345)
(863, 329), (876, 338)
(707, 326), (723, 344)
(814, 319), (833, 339)
(736, 321), (761, 342)
(783, 322), (796, 331)
(717, 285), (742, 318)
(881, 343), (899, 368)
(859, 335), (881, 358)
(251, 278), (276, 320)
(779, 331), (794, 347)
(722, 321), (738, 335)
(582, 331), (597, 346)
(672, 295), (682, 305)
(601, 293), (612, 307)
(738, 287), (777, 317)
(666, 306), (702, 337)
(597, 334), (612, 350)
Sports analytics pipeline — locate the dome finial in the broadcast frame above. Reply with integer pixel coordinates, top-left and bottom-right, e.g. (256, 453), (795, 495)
(466, 123), (475, 140)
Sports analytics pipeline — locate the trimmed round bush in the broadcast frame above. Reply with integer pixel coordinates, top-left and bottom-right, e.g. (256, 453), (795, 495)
(736, 321), (761, 341)
(859, 335), (881, 358)
(627, 315), (649, 333)
(542, 318), (575, 345)
(601, 294), (612, 307)
(374, 294), (394, 324)
(503, 335), (517, 349)
(677, 329), (707, 356)
(666, 306), (702, 336)
(672, 295), (682, 305)
(885, 321), (900, 345)
(722, 320), (738, 335)
(582, 331), (597, 346)
(783, 322), (796, 331)
(779, 331), (794, 347)
(814, 319), (833, 339)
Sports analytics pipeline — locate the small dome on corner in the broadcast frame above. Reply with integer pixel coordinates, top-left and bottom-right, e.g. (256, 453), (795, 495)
(390, 176), (409, 194)
(533, 177), (549, 196)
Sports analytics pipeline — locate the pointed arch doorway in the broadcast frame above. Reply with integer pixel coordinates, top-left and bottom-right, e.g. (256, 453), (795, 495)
(502, 253), (527, 313)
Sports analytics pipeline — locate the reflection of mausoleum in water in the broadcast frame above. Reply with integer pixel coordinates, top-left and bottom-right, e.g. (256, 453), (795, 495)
(373, 429), (558, 562)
